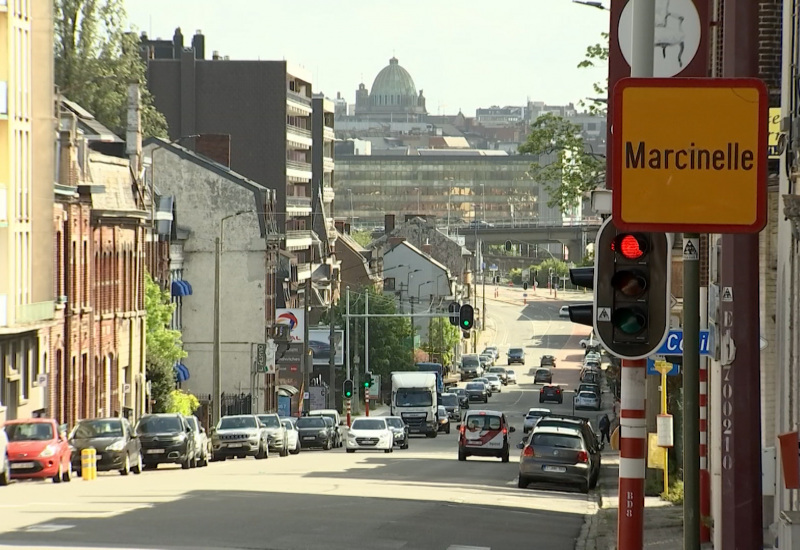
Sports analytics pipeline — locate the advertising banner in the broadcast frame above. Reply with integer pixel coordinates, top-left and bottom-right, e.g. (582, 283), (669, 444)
(276, 308), (304, 343)
(309, 329), (344, 366)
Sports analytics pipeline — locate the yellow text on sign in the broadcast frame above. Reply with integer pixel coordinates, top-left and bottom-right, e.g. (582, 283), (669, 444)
(619, 86), (763, 227)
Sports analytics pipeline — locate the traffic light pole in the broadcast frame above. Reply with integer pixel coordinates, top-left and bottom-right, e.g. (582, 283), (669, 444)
(683, 234), (701, 549)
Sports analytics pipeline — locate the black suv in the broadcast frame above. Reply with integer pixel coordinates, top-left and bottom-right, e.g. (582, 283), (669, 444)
(540, 355), (557, 368)
(507, 348), (525, 365)
(539, 385), (564, 404)
(135, 414), (195, 470)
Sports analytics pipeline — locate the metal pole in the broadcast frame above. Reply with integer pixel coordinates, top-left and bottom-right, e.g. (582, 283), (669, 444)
(482, 270), (486, 330)
(329, 298), (336, 410)
(303, 278), (311, 414)
(719, 1), (762, 547)
(683, 234), (701, 549)
(660, 368), (669, 495)
(365, 290), (370, 413)
(212, 237), (221, 426)
(618, 4), (654, 550)
(346, 287), (351, 381)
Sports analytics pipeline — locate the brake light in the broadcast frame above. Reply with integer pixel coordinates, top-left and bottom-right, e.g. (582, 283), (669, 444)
(577, 451), (589, 463)
(459, 424), (466, 435)
(539, 388), (544, 393)
(523, 446), (534, 457)
(502, 427), (508, 435)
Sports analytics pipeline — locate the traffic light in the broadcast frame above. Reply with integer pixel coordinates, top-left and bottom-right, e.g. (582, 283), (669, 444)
(594, 217), (671, 360)
(523, 282), (528, 290)
(343, 379), (353, 399)
(567, 267), (595, 327)
(448, 301), (460, 327)
(459, 304), (475, 331)
(363, 372), (372, 388)
(504, 240), (512, 252)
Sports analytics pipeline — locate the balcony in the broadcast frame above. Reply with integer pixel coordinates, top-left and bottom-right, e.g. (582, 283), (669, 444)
(17, 300), (55, 324)
(321, 184), (334, 204)
(323, 156), (334, 173)
(286, 91), (312, 116)
(286, 159), (312, 182)
(323, 126), (335, 141)
(286, 195), (312, 215)
(297, 262), (312, 281)
(285, 230), (314, 251)
(287, 125), (312, 149)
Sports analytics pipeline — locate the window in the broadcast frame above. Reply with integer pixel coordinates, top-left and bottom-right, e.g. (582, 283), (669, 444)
(384, 277), (395, 291)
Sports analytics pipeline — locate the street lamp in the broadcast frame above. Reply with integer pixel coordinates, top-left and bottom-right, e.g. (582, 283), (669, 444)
(406, 269), (421, 311)
(417, 280), (433, 303)
(571, 0), (609, 10)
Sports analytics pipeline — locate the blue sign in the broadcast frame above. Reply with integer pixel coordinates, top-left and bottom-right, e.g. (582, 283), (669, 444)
(277, 395), (291, 418)
(646, 359), (680, 376)
(489, 264), (498, 271)
(656, 329), (710, 356)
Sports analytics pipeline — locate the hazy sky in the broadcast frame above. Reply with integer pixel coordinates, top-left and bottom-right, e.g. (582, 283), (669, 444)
(125, 1), (610, 116)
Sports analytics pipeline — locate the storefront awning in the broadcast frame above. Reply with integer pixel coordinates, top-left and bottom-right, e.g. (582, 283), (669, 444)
(174, 362), (190, 382)
(171, 280), (193, 297)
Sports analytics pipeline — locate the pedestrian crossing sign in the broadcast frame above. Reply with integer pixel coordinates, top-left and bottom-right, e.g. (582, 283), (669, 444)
(597, 307), (611, 322)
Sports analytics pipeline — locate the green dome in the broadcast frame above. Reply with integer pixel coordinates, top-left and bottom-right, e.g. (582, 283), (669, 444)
(370, 57), (417, 100)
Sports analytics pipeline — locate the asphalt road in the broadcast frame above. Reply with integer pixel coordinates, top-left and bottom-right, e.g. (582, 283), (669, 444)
(0, 293), (604, 550)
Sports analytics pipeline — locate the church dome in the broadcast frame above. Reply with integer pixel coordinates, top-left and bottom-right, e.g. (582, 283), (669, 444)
(370, 57), (417, 100)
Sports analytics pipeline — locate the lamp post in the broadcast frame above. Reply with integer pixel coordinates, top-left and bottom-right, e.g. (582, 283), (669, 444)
(406, 269), (420, 313)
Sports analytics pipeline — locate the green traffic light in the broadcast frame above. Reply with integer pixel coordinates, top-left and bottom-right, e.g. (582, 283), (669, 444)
(612, 308), (647, 335)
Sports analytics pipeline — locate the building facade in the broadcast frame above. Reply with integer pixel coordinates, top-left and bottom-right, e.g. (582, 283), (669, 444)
(353, 57), (427, 122)
(0, 1), (55, 422)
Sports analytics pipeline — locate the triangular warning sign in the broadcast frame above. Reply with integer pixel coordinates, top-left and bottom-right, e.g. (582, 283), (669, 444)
(683, 240), (697, 257)
(721, 287), (733, 301)
(597, 307), (611, 322)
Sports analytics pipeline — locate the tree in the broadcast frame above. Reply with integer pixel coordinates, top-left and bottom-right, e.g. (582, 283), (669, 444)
(350, 230), (374, 248)
(518, 113), (606, 214)
(165, 390), (200, 416)
(577, 32), (610, 116)
(532, 258), (569, 287)
(422, 317), (461, 368)
(54, 0), (168, 138)
(144, 272), (187, 412)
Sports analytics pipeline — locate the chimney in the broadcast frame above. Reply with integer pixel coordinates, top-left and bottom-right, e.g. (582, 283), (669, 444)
(334, 220), (346, 232)
(385, 214), (395, 234)
(172, 28), (184, 59)
(388, 236), (406, 247)
(195, 134), (231, 167)
(422, 243), (432, 256)
(212, 50), (221, 60)
(192, 30), (205, 60)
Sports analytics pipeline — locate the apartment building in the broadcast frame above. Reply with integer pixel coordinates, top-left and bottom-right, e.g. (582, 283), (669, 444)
(0, 1), (56, 422)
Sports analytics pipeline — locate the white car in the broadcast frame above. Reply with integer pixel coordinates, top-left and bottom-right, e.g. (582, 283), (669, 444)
(559, 305), (570, 318)
(346, 418), (394, 453)
(575, 391), (601, 411)
(505, 369), (517, 385)
(523, 408), (551, 433)
(484, 374), (503, 393)
(281, 419), (301, 455)
(0, 427), (9, 486)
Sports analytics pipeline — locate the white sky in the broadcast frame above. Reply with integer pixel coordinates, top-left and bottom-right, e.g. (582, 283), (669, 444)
(125, 0), (610, 116)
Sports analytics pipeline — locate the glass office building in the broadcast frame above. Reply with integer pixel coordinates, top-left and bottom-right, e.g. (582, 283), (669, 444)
(336, 153), (561, 228)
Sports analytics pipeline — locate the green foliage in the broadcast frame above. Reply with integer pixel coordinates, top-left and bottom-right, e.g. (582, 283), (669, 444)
(144, 272), (186, 412)
(508, 268), (523, 285)
(54, 0), (168, 139)
(577, 32), (609, 116)
(350, 230), (374, 248)
(165, 390), (200, 416)
(518, 113), (606, 214)
(422, 317), (461, 367)
(662, 479), (684, 505)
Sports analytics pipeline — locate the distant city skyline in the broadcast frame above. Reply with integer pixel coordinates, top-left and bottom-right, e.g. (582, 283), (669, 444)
(125, 0), (610, 116)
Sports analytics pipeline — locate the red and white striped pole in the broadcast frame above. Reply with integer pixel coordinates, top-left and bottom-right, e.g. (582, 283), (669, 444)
(618, 358), (647, 550)
(346, 399), (352, 427)
(699, 361), (711, 542)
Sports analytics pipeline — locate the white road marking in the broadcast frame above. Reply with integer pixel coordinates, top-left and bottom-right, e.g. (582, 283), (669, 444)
(447, 546), (492, 550)
(22, 523), (74, 532)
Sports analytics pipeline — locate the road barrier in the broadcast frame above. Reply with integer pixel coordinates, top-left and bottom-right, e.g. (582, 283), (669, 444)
(81, 448), (97, 480)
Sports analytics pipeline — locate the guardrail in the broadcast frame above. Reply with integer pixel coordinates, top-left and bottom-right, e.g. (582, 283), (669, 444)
(286, 159), (312, 172)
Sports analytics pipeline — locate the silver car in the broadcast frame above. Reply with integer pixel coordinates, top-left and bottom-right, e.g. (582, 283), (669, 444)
(523, 408), (551, 433)
(257, 414), (289, 456)
(211, 415), (269, 461)
(184, 416), (211, 467)
(574, 391), (601, 411)
(518, 426), (600, 493)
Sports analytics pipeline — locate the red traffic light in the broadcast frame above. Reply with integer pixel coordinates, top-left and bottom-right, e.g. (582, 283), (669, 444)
(612, 234), (648, 259)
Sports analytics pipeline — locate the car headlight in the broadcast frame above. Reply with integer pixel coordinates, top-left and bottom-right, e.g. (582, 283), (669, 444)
(39, 444), (58, 457)
(107, 439), (127, 452)
(248, 434), (260, 441)
(347, 432), (356, 439)
(318, 430), (328, 436)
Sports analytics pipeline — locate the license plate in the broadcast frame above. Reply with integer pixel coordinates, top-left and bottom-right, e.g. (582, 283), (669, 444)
(146, 449), (165, 454)
(227, 443), (243, 448)
(11, 462), (34, 469)
(302, 436), (315, 440)
(543, 465), (567, 473)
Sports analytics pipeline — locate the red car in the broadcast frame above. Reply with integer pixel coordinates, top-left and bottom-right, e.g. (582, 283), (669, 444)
(4, 418), (72, 483)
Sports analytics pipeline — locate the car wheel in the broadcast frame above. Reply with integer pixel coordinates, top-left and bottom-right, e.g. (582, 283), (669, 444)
(120, 453), (131, 476)
(132, 452), (143, 474)
(181, 455), (191, 469)
(590, 470), (599, 489)
(280, 441), (289, 457)
(384, 447), (392, 454)
(401, 439), (409, 450)
(52, 461), (63, 483)
(501, 446), (510, 463)
(559, 398), (563, 404)
(518, 475), (529, 489)
(290, 441), (301, 455)
(579, 480), (590, 494)
(0, 454), (9, 486)
(458, 449), (467, 461)
(445, 424), (451, 435)
(325, 439), (332, 451)
(144, 462), (158, 470)
(346, 448), (355, 454)
(62, 459), (72, 482)
(539, 397), (543, 403)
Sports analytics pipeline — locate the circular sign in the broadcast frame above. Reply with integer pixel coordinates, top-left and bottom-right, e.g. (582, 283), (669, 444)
(617, 0), (702, 77)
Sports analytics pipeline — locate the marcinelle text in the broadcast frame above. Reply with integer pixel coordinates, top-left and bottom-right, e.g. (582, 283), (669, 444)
(625, 141), (755, 171)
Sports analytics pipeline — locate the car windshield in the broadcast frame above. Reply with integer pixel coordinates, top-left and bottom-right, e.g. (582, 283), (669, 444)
(465, 415), (502, 431)
(257, 415), (281, 428)
(466, 383), (483, 390)
(509, 348), (523, 354)
(440, 394), (458, 406)
(485, 375), (499, 381)
(506, 370), (515, 375)
(296, 417), (326, 428)
(537, 419), (583, 431)
(462, 356), (480, 367)
(281, 421), (295, 430)
(71, 419), (123, 439)
(489, 367), (505, 373)
(533, 433), (583, 449)
(385, 418), (405, 428)
(5, 422), (54, 441)
(536, 369), (549, 375)
(137, 416), (182, 434)
(455, 389), (466, 396)
(218, 416), (257, 430)
(578, 392), (596, 399)
(184, 417), (198, 431)
(352, 419), (386, 430)
(312, 414), (337, 424)
(526, 410), (548, 418)
(395, 390), (433, 407)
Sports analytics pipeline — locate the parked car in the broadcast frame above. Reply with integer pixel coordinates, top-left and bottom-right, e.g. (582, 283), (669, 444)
(487, 366), (508, 384)
(484, 374), (503, 393)
(440, 392), (462, 422)
(483, 346), (500, 361)
(540, 385), (564, 404)
(559, 305), (570, 318)
(0, 426), (9, 486)
(505, 369), (518, 385)
(69, 417), (144, 475)
(458, 410), (516, 462)
(578, 383), (602, 400)
(535, 415), (603, 453)
(308, 409), (344, 448)
(581, 370), (602, 385)
(479, 355), (493, 369)
(209, 414), (268, 461)
(523, 408), (551, 434)
(4, 418), (72, 483)
(534, 368), (553, 385)
(574, 391), (601, 411)
(281, 419), (301, 455)
(540, 355), (557, 368)
(257, 414), (289, 457)
(437, 406), (451, 434)
(384, 416), (410, 449)
(465, 381), (489, 403)
(460, 355), (484, 380)
(346, 418), (393, 453)
(517, 426), (601, 493)
(296, 416), (334, 450)
(473, 378), (493, 397)
(184, 416), (210, 467)
(579, 336), (595, 348)
(453, 388), (470, 409)
(507, 347), (525, 365)
(137, 414), (197, 469)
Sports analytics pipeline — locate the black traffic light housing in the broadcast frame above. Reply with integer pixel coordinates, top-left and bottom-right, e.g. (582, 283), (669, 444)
(459, 304), (475, 331)
(504, 240), (512, 251)
(523, 282), (528, 290)
(363, 372), (373, 388)
(567, 267), (595, 327)
(448, 301), (460, 327)
(343, 379), (354, 399)
(593, 218), (671, 360)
